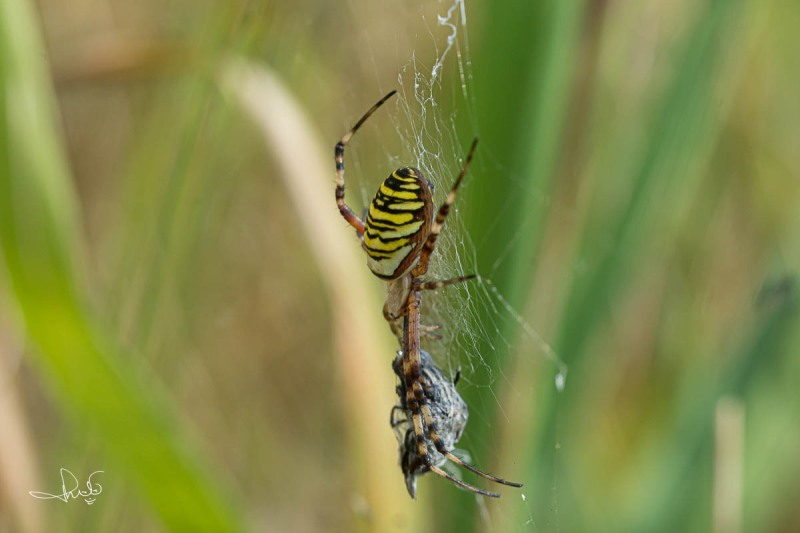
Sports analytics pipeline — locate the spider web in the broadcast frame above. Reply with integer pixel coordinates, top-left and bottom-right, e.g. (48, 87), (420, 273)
(350, 1), (566, 392)
(344, 0), (566, 521)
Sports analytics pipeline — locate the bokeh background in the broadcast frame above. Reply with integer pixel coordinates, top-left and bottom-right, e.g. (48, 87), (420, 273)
(2, 0), (800, 531)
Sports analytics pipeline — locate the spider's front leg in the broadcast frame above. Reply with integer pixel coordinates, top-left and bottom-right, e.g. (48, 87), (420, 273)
(334, 90), (397, 236)
(414, 138), (479, 275)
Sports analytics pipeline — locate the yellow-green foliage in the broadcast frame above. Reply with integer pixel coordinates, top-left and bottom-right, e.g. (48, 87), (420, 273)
(1, 0), (799, 531)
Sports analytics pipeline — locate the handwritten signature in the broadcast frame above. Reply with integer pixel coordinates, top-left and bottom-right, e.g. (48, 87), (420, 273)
(29, 468), (104, 505)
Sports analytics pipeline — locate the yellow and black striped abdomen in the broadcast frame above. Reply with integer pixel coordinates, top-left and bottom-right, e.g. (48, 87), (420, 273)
(363, 167), (433, 279)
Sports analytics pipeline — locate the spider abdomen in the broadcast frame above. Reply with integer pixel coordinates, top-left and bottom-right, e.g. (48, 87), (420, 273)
(362, 167), (433, 279)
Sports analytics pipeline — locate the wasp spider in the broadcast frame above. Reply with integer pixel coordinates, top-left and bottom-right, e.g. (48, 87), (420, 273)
(335, 91), (522, 498)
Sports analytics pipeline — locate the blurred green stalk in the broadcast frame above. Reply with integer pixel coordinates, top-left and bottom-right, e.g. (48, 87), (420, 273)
(0, 0), (241, 530)
(444, 0), (586, 529)
(461, 0), (748, 530)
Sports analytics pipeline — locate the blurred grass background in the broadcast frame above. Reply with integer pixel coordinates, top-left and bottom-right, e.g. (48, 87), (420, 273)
(1, 0), (800, 531)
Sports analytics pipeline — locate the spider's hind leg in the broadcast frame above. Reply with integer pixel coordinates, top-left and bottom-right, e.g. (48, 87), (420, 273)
(407, 381), (502, 498)
(406, 351), (523, 495)
(417, 399), (524, 494)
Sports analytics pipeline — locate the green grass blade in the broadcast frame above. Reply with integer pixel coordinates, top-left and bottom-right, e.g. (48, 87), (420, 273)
(526, 0), (745, 527)
(0, 0), (241, 530)
(443, 0), (586, 528)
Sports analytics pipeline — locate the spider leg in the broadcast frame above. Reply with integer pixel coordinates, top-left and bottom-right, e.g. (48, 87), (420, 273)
(410, 384), (503, 497)
(415, 138), (478, 276)
(419, 403), (523, 488)
(385, 275), (475, 341)
(390, 405), (405, 428)
(419, 324), (443, 341)
(419, 274), (476, 292)
(406, 381), (500, 497)
(384, 302), (446, 340)
(410, 275), (477, 340)
(335, 90), (397, 236)
(403, 289), (510, 498)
